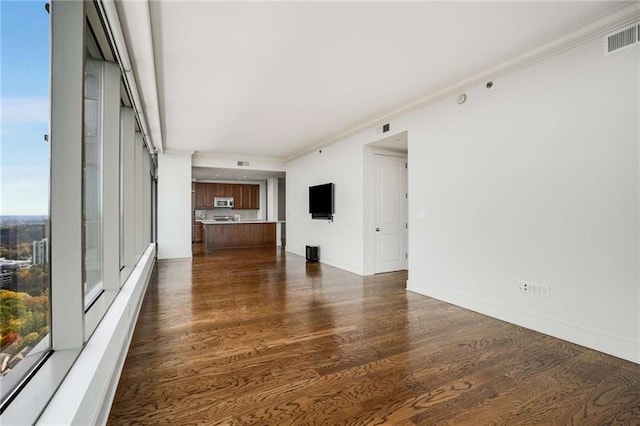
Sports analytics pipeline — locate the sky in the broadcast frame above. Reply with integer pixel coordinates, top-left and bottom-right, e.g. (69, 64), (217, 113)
(1, 0), (50, 216)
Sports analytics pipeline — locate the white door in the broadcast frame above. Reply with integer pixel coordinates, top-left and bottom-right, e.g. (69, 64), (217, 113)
(374, 154), (408, 273)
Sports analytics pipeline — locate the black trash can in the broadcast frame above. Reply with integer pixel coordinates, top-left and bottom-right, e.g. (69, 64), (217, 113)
(306, 245), (319, 262)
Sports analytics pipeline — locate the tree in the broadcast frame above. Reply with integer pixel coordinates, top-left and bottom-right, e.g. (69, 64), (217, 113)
(15, 266), (48, 296)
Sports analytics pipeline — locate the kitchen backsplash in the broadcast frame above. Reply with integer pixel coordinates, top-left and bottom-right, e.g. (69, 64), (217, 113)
(195, 209), (262, 221)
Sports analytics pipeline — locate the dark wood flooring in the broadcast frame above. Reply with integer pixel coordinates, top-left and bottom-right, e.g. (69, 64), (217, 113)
(108, 245), (640, 425)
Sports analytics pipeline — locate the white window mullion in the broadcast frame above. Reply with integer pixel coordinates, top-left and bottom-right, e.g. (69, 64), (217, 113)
(134, 132), (144, 258)
(144, 153), (152, 245)
(120, 107), (136, 284)
(101, 61), (121, 292)
(50, 0), (85, 351)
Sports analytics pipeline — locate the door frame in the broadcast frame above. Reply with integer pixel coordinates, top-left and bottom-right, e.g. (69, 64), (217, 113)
(362, 131), (408, 275)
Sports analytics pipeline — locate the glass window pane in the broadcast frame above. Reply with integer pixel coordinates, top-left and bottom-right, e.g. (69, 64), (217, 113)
(0, 0), (51, 405)
(83, 58), (103, 307)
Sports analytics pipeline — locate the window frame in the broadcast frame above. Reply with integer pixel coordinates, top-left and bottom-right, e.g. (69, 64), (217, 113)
(0, 1), (85, 422)
(0, 1), (157, 422)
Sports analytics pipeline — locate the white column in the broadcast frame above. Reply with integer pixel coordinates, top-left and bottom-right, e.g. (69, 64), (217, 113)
(266, 177), (281, 246)
(157, 152), (193, 259)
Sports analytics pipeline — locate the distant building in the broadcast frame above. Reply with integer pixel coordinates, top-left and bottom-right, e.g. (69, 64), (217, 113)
(31, 238), (49, 265)
(0, 258), (30, 291)
(0, 271), (13, 290)
(0, 228), (18, 251)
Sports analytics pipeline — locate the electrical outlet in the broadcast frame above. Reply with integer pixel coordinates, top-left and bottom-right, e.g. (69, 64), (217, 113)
(518, 281), (529, 292)
(538, 283), (550, 297)
(519, 281), (550, 297)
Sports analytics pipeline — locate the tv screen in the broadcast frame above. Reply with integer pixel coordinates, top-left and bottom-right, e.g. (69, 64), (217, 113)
(309, 183), (334, 219)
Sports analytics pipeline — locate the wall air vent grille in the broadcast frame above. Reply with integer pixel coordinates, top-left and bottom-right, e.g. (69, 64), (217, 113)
(237, 161), (250, 167)
(605, 22), (639, 55)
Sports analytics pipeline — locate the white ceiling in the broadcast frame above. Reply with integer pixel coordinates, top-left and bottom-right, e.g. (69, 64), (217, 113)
(369, 131), (408, 153)
(146, 1), (625, 161)
(192, 166), (285, 182)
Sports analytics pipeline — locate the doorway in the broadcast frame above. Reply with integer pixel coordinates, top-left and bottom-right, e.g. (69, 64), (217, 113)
(364, 131), (408, 275)
(373, 153), (408, 273)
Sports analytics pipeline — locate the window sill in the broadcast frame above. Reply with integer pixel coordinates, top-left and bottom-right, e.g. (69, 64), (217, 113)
(36, 243), (155, 425)
(1, 348), (80, 425)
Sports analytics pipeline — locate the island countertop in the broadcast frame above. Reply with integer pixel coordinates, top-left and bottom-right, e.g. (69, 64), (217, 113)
(201, 221), (279, 249)
(198, 220), (285, 225)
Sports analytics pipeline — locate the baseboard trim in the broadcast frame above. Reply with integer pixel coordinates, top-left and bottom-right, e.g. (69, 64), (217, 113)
(286, 247), (363, 275)
(407, 280), (639, 364)
(158, 251), (192, 260)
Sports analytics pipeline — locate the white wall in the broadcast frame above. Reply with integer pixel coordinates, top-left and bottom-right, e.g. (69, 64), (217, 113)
(407, 38), (639, 363)
(158, 153), (193, 258)
(286, 37), (640, 362)
(287, 139), (367, 274)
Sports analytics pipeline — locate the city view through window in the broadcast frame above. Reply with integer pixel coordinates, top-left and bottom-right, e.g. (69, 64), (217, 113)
(0, 1), (51, 400)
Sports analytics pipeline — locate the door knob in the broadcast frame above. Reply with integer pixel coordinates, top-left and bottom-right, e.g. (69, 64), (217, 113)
(375, 227), (380, 232)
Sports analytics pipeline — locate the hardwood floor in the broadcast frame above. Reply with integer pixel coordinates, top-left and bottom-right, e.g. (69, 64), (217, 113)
(108, 246), (640, 425)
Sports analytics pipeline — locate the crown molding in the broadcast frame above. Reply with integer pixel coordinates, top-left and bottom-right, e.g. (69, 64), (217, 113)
(286, 2), (640, 162)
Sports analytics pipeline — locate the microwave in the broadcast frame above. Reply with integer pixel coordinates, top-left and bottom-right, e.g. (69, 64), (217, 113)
(214, 197), (234, 208)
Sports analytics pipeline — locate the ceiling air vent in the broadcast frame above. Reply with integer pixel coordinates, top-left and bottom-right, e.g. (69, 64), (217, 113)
(376, 123), (391, 135)
(237, 160), (250, 167)
(605, 22), (639, 55)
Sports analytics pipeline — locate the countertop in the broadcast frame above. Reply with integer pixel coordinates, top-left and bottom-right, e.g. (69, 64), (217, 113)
(198, 220), (285, 225)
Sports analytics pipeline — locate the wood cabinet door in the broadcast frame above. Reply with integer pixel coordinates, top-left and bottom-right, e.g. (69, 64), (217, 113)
(249, 185), (259, 209)
(231, 184), (243, 209)
(191, 183), (196, 225)
(262, 223), (276, 245)
(205, 183), (218, 208)
(211, 183), (224, 198)
(241, 185), (252, 210)
(193, 223), (203, 242)
(240, 184), (259, 209)
(195, 183), (207, 209)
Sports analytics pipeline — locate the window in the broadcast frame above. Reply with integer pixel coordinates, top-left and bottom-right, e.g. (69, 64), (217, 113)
(0, 0), (51, 407)
(83, 57), (105, 307)
(0, 1), (157, 421)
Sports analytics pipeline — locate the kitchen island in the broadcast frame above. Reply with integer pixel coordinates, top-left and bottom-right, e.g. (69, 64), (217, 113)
(200, 220), (281, 249)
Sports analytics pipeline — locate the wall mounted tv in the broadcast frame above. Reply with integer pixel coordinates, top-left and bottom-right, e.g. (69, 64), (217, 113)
(309, 183), (334, 220)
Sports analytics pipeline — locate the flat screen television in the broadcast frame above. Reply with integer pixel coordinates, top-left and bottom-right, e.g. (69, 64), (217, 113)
(309, 183), (334, 220)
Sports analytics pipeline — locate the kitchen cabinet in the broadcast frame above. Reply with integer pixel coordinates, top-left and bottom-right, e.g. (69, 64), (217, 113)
(231, 185), (243, 206)
(239, 184), (259, 209)
(193, 223), (203, 242)
(193, 182), (260, 211)
(204, 223), (275, 249)
(204, 184), (217, 208)
(195, 183), (208, 209)
(192, 183), (196, 219)
(211, 184), (225, 198)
